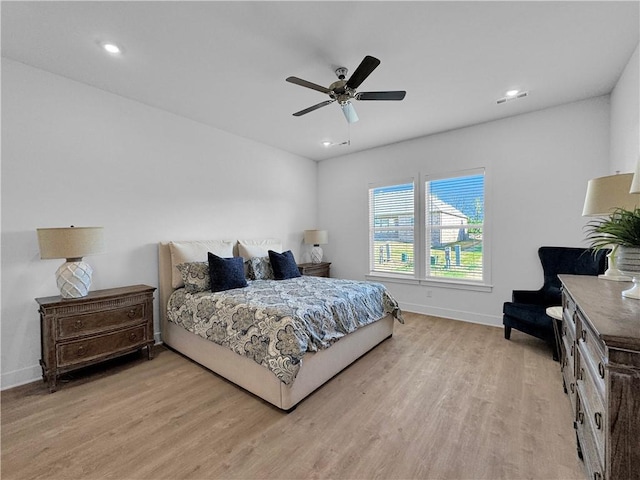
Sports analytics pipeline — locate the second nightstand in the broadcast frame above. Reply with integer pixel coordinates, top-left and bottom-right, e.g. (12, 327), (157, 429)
(298, 262), (331, 278)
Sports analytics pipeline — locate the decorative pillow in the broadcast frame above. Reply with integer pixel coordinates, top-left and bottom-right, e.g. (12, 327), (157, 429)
(268, 250), (301, 280)
(169, 240), (235, 288)
(237, 238), (282, 261)
(247, 256), (274, 280)
(176, 262), (210, 293)
(208, 252), (248, 292)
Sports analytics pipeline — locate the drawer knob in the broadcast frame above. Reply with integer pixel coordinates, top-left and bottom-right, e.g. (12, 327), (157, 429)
(570, 344), (574, 357)
(598, 362), (605, 379)
(578, 411), (584, 424)
(77, 345), (86, 356)
(74, 319), (84, 330)
(595, 412), (603, 430)
(570, 383), (575, 394)
(127, 309), (136, 318)
(579, 368), (585, 381)
(581, 330), (587, 342)
(129, 332), (137, 341)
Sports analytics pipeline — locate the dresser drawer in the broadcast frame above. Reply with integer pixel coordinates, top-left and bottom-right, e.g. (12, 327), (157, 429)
(57, 304), (145, 339)
(576, 359), (605, 466)
(576, 394), (605, 480)
(577, 312), (606, 399)
(57, 325), (147, 367)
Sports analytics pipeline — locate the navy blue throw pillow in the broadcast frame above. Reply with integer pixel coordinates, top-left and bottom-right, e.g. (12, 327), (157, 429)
(268, 250), (301, 280)
(207, 252), (248, 292)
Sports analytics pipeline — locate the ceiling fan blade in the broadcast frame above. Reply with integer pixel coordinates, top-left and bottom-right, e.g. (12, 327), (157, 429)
(346, 55), (380, 90)
(356, 91), (406, 101)
(340, 102), (359, 123)
(286, 76), (331, 94)
(293, 100), (335, 117)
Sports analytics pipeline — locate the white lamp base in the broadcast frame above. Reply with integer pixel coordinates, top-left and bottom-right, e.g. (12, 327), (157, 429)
(599, 251), (631, 281)
(56, 260), (93, 298)
(599, 270), (632, 281)
(310, 245), (323, 264)
(622, 277), (640, 299)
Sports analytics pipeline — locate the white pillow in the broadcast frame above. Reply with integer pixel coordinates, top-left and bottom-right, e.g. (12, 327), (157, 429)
(237, 238), (282, 261)
(169, 240), (235, 288)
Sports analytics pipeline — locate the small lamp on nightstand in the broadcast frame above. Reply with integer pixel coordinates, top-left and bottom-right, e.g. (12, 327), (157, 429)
(37, 226), (105, 298)
(304, 229), (328, 264)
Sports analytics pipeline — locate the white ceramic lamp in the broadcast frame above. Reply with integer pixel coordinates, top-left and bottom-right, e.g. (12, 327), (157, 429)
(304, 230), (328, 264)
(582, 173), (638, 281)
(37, 226), (105, 298)
(630, 156), (640, 194)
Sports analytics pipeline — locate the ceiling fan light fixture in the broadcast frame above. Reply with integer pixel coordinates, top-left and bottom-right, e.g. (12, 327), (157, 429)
(341, 102), (359, 123)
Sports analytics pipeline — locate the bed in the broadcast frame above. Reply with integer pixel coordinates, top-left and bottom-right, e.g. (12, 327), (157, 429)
(158, 239), (402, 410)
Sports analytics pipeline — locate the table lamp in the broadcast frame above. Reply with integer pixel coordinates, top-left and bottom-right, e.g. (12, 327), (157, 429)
(37, 226), (105, 298)
(304, 230), (328, 264)
(630, 156), (640, 194)
(582, 173), (638, 280)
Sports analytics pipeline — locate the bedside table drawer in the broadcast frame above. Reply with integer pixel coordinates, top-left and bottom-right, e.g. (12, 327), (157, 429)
(57, 325), (146, 367)
(298, 262), (331, 277)
(58, 304), (145, 339)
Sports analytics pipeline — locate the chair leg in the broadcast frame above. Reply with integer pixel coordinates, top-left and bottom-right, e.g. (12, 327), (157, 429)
(504, 326), (511, 339)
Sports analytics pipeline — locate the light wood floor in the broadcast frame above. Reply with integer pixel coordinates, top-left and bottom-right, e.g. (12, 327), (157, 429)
(1, 313), (584, 480)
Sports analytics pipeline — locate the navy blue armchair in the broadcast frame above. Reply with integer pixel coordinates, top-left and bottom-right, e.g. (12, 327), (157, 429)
(503, 246), (608, 360)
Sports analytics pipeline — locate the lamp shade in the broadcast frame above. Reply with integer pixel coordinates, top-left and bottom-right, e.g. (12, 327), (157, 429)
(37, 227), (105, 260)
(582, 173), (639, 216)
(630, 158), (640, 194)
(304, 230), (328, 245)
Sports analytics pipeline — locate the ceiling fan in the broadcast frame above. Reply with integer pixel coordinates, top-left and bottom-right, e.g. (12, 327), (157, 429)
(286, 55), (406, 124)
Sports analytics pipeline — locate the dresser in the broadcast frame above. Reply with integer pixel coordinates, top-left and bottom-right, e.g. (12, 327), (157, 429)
(298, 262), (331, 277)
(559, 275), (640, 480)
(37, 284), (155, 392)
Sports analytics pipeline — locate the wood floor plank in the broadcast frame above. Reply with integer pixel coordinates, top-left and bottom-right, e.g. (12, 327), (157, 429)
(1, 313), (584, 479)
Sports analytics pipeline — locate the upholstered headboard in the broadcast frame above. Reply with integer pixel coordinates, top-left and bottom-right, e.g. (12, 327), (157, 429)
(157, 239), (282, 342)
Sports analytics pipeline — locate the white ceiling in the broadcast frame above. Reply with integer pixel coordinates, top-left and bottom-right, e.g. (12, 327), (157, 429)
(2, 1), (638, 161)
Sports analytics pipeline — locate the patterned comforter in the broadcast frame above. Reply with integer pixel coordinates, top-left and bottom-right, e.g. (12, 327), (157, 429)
(167, 276), (403, 385)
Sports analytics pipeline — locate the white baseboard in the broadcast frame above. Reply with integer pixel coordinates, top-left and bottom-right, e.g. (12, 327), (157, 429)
(1, 330), (164, 391)
(401, 302), (502, 328)
(1, 364), (44, 391)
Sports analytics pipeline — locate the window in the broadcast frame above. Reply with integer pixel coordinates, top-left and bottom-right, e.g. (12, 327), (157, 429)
(369, 181), (415, 275)
(369, 169), (487, 287)
(425, 171), (485, 282)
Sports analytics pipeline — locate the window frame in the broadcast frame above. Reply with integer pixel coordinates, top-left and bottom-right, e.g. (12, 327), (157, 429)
(368, 178), (417, 278)
(367, 168), (492, 292)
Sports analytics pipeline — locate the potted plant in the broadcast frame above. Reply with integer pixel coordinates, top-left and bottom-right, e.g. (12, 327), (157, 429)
(586, 207), (640, 299)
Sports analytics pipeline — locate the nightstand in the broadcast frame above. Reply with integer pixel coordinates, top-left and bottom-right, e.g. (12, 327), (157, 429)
(298, 262), (331, 278)
(36, 284), (155, 392)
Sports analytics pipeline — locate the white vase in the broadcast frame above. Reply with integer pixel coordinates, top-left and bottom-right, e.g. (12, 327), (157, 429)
(617, 246), (640, 299)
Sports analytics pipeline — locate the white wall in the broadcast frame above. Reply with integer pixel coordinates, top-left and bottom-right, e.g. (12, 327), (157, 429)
(610, 42), (639, 174)
(0, 59), (318, 389)
(318, 96), (610, 325)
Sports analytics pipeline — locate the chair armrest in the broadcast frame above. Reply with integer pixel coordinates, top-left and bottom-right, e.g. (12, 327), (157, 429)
(512, 289), (545, 304)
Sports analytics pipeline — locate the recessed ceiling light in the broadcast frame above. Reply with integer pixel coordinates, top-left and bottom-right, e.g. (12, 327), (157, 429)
(505, 89), (519, 97)
(101, 42), (122, 55)
(322, 141), (332, 147)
